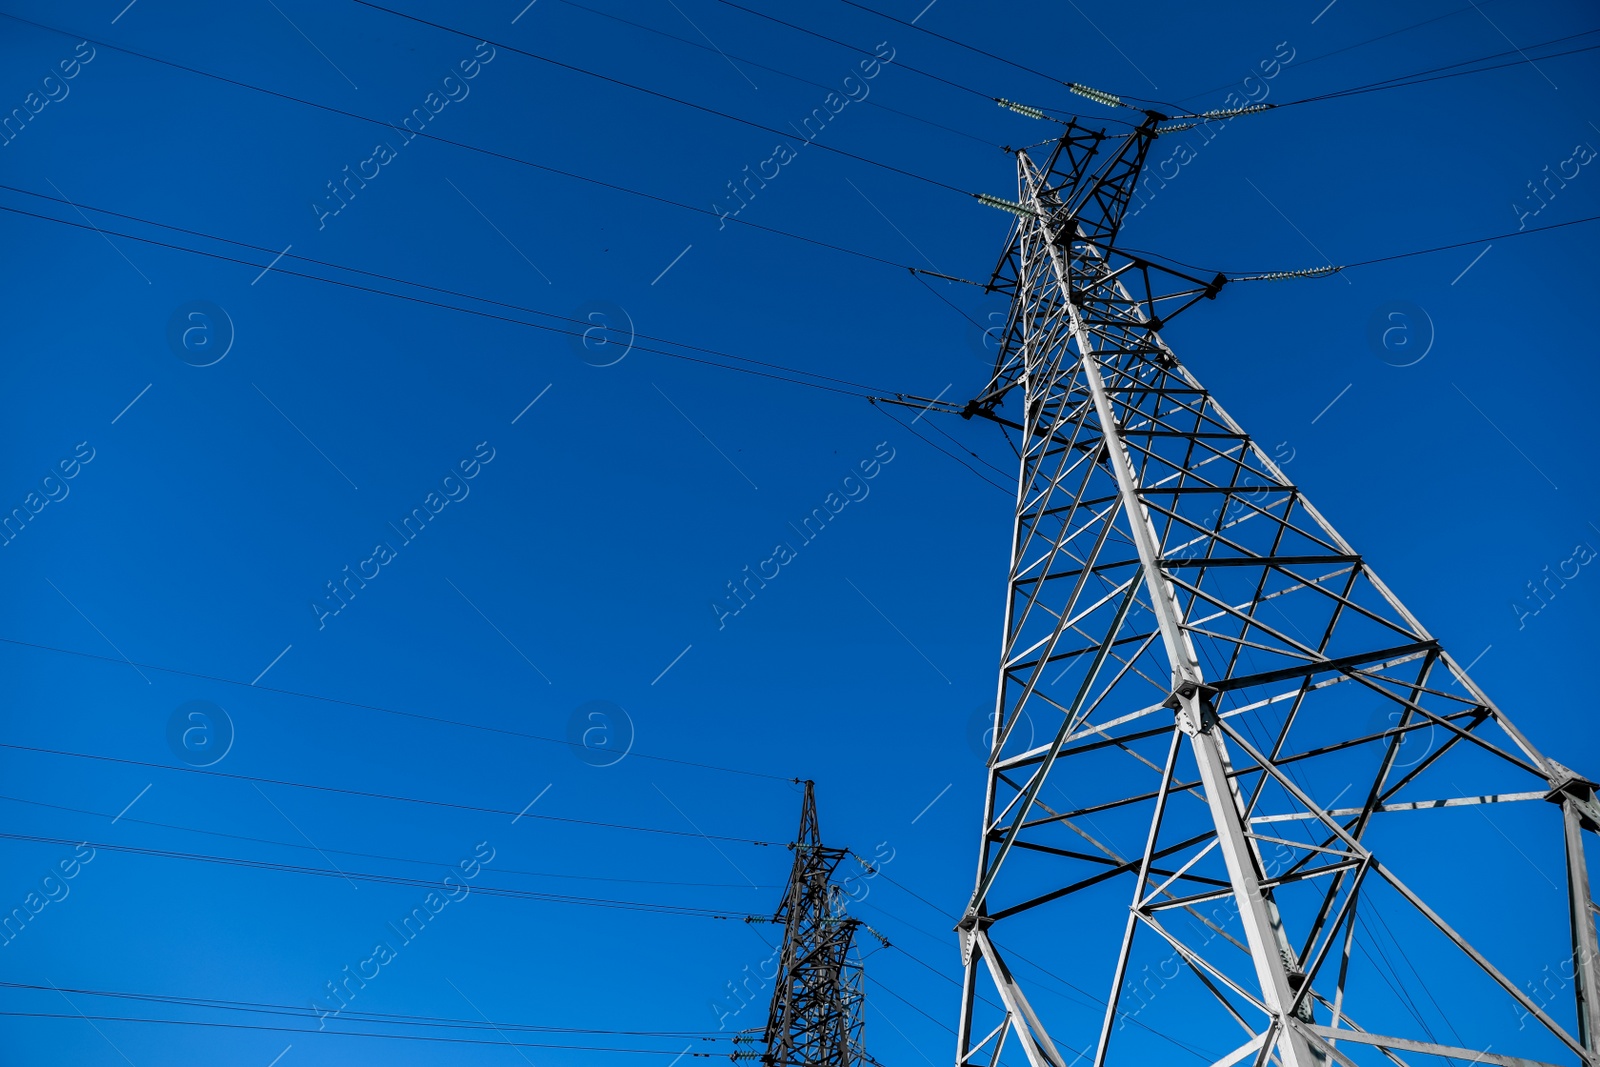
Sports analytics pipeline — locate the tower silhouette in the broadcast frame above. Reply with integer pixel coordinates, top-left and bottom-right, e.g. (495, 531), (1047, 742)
(761, 782), (868, 1067)
(955, 112), (1599, 1067)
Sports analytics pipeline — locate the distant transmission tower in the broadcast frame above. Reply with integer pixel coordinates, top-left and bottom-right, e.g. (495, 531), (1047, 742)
(754, 781), (869, 1067)
(956, 109), (1599, 1067)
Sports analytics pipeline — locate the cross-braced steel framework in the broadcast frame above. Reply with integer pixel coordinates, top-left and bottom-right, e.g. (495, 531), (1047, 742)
(763, 781), (867, 1067)
(956, 114), (1600, 1067)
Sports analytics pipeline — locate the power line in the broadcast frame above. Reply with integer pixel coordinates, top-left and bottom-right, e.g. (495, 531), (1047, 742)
(825, 0), (1186, 117)
(705, 0), (1009, 105)
(850, 854), (951, 918)
(861, 889), (1217, 1061)
(1199, 213), (1600, 280)
(0, 198), (894, 401)
(15, 4), (1588, 304)
(1366, 906), (1469, 1048)
(0, 12), (980, 273)
(0, 177), (977, 403)
(868, 975), (956, 1035)
(1281, 29), (1600, 107)
(0, 179), (901, 395)
(909, 268), (988, 331)
(32, 6), (1575, 304)
(924, 417), (1015, 481)
(0, 1009), (729, 1055)
(19, 93), (1582, 398)
(870, 399), (1013, 494)
(1352, 913), (1443, 1045)
(100, 142), (1561, 305)
(0, 633), (793, 783)
(692, 0), (1142, 133)
(785, 0), (1594, 128)
(830, 0), (1065, 87)
(1024, 25), (1600, 123)
(0, 979), (730, 1039)
(0, 829), (758, 918)
(346, 0), (973, 196)
(551, 0), (996, 146)
(855, 913), (1150, 1064)
(1173, 0), (1511, 103)
(1145, 27), (1600, 121)
(0, 741), (779, 847)
(0, 792), (777, 890)
(863, 866), (1161, 1021)
(855, 895), (1097, 1015)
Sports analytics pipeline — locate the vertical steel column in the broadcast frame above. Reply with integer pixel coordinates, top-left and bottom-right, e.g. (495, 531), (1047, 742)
(1030, 169), (1324, 1067)
(1562, 790), (1600, 1066)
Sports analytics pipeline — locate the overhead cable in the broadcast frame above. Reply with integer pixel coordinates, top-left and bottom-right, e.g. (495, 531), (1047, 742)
(0, 741), (779, 847)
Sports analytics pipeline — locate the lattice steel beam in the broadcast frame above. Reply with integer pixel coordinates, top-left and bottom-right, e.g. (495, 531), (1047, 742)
(956, 115), (1599, 1067)
(761, 782), (868, 1067)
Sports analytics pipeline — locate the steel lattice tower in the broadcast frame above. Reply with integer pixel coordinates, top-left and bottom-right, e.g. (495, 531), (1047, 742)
(955, 114), (1600, 1067)
(761, 781), (868, 1067)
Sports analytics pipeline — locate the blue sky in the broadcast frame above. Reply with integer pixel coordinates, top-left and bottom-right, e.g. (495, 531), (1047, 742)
(0, 0), (1597, 1064)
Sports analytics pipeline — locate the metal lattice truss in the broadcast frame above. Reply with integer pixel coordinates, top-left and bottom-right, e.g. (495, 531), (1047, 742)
(956, 118), (1600, 1067)
(763, 782), (868, 1067)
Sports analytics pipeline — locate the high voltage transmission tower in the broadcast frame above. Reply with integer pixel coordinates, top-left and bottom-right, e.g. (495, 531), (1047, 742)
(956, 110), (1599, 1067)
(742, 781), (872, 1067)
